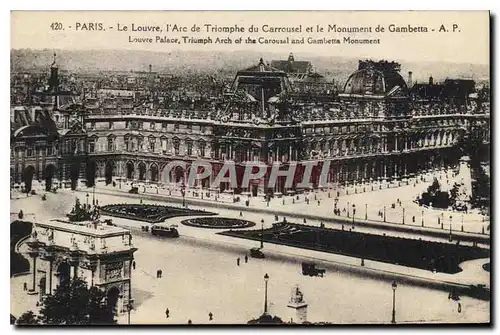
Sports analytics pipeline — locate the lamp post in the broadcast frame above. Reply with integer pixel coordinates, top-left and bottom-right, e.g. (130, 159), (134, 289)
(264, 273), (269, 315)
(383, 206), (386, 222)
(391, 281), (397, 324)
(402, 208), (405, 225)
(352, 204), (356, 225)
(347, 201), (350, 217)
(181, 183), (186, 207)
(86, 193), (89, 207)
(421, 210), (424, 226)
(365, 203), (368, 220)
(449, 215), (453, 242)
(260, 219), (264, 249)
(92, 185), (96, 206)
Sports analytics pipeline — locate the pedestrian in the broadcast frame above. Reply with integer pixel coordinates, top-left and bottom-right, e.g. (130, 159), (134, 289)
(132, 261), (136, 270)
(188, 319), (192, 324)
(23, 282), (27, 291)
(156, 270), (159, 278)
(165, 308), (170, 318)
(209, 312), (213, 321)
(159, 269), (163, 278)
(237, 258), (240, 266)
(245, 255), (248, 263)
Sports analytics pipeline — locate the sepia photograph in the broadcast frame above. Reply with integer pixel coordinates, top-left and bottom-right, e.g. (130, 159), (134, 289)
(9, 10), (490, 325)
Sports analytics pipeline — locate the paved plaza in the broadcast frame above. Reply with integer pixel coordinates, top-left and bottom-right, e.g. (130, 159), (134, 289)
(72, 167), (489, 236)
(10, 189), (490, 324)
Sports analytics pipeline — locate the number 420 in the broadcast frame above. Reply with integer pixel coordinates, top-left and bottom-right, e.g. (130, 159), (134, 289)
(50, 22), (63, 30)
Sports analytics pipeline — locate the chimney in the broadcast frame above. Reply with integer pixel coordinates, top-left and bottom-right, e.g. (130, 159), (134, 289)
(429, 75), (434, 85)
(408, 71), (413, 88)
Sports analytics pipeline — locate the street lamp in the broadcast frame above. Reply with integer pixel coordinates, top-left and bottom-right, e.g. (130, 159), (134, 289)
(347, 201), (350, 217)
(352, 204), (356, 225)
(181, 183), (186, 207)
(449, 215), (453, 242)
(260, 219), (264, 249)
(92, 185), (96, 206)
(264, 273), (269, 315)
(421, 210), (424, 226)
(365, 203), (368, 220)
(391, 281), (397, 324)
(402, 208), (405, 225)
(383, 206), (386, 222)
(86, 193), (89, 207)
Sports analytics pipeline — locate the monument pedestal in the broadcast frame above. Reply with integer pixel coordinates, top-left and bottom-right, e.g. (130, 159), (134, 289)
(287, 285), (308, 324)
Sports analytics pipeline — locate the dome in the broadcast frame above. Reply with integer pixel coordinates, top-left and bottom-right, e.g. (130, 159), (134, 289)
(343, 61), (409, 97)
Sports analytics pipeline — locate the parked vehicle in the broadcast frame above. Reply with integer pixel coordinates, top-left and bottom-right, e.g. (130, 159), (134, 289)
(250, 247), (265, 259)
(151, 224), (179, 238)
(301, 262), (326, 277)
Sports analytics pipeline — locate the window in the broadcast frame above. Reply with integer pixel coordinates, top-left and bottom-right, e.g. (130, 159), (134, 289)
(174, 123), (179, 131)
(138, 121), (143, 130)
(108, 122), (113, 130)
(27, 145), (33, 157)
(187, 139), (193, 156)
(137, 136), (144, 151)
(124, 136), (131, 151)
(126, 121), (130, 129)
(187, 124), (192, 132)
(173, 138), (180, 155)
(149, 137), (156, 152)
(88, 138), (96, 153)
(91, 122), (96, 130)
(199, 141), (206, 157)
(150, 122), (155, 130)
(162, 122), (167, 130)
(107, 136), (115, 152)
(161, 137), (167, 153)
(47, 145), (53, 156)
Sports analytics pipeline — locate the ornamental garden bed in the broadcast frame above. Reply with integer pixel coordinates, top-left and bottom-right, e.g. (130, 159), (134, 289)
(219, 222), (489, 274)
(182, 217), (256, 229)
(99, 204), (216, 223)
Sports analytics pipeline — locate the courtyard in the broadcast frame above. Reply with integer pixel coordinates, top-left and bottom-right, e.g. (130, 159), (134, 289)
(10, 189), (490, 324)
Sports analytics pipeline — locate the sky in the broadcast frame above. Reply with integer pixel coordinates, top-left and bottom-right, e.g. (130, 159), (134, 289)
(11, 11), (490, 65)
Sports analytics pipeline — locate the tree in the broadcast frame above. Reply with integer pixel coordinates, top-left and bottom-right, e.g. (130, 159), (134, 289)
(16, 311), (39, 325)
(38, 278), (116, 325)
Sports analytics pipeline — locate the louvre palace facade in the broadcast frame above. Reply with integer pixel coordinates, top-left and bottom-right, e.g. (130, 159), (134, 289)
(10, 54), (490, 196)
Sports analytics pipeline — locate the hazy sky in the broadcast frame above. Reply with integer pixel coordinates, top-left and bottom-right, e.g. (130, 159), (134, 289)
(11, 11), (489, 65)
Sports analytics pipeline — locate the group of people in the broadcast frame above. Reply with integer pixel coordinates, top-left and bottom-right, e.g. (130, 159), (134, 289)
(236, 255), (249, 266)
(164, 308), (214, 322)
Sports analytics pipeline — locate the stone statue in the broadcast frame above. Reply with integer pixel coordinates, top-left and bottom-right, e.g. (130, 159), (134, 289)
(289, 285), (304, 304)
(31, 227), (38, 240)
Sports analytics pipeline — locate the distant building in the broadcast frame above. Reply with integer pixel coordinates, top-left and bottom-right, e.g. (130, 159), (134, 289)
(271, 53), (314, 80)
(271, 53), (336, 98)
(10, 53), (88, 193)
